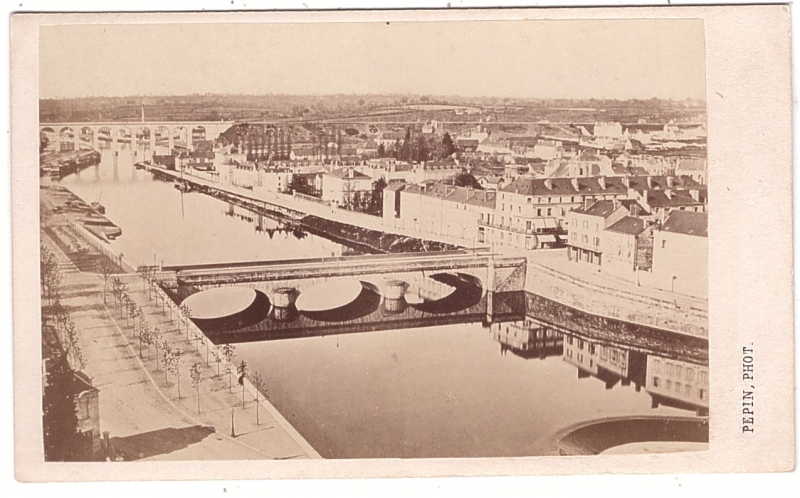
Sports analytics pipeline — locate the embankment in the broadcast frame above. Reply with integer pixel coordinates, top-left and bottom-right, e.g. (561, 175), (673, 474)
(525, 259), (708, 339)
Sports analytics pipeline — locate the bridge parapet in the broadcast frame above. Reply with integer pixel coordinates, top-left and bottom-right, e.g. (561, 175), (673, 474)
(170, 253), (527, 293)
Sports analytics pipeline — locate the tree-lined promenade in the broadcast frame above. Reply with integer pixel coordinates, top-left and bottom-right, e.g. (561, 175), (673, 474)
(40, 226), (319, 461)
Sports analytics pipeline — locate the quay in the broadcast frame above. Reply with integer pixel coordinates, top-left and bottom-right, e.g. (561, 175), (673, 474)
(140, 163), (475, 251)
(39, 188), (321, 461)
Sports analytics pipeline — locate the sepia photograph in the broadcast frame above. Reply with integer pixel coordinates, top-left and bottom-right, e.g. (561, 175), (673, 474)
(9, 5), (794, 482)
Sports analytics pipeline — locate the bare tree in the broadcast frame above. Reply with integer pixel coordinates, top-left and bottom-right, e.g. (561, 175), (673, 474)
(171, 349), (183, 399)
(161, 341), (172, 385)
(222, 343), (236, 392)
(190, 362), (203, 414)
(251, 372), (267, 425)
(99, 260), (114, 304)
(140, 321), (151, 359)
(152, 327), (162, 370)
(237, 360), (248, 407)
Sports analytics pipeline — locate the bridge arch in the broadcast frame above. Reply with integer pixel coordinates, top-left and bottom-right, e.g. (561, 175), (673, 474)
(136, 126), (151, 145)
(173, 126), (188, 149)
(97, 126), (113, 148)
(155, 126), (171, 148)
(117, 126), (132, 145)
(40, 127), (57, 153)
(192, 125), (206, 145)
(59, 127), (76, 151)
(79, 127), (94, 148)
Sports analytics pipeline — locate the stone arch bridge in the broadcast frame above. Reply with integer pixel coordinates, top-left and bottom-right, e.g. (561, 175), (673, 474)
(39, 121), (235, 152)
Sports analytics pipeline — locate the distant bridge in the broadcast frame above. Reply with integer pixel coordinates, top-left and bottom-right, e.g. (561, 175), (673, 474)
(39, 120), (235, 151)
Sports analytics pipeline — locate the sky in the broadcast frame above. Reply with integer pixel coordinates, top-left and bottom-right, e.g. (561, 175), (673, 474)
(39, 19), (706, 100)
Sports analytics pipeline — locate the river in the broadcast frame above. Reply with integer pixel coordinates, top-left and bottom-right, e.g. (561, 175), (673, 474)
(51, 144), (709, 458)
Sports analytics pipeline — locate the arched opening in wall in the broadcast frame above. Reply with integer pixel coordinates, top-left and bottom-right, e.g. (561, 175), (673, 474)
(58, 127), (76, 152)
(97, 127), (113, 149)
(173, 126), (188, 150)
(79, 127), (94, 149)
(136, 126), (151, 147)
(40, 127), (57, 154)
(192, 126), (206, 146)
(117, 126), (132, 148)
(155, 126), (170, 150)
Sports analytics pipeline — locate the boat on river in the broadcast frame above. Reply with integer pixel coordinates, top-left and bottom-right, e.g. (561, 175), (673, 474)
(81, 214), (122, 240)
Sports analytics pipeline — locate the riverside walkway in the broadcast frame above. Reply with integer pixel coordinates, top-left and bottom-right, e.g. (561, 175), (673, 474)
(143, 163), (484, 250)
(41, 230), (320, 461)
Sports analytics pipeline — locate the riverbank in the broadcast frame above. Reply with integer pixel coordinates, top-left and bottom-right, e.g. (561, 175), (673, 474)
(146, 163), (472, 251)
(40, 148), (101, 178)
(525, 249), (708, 338)
(39, 188), (321, 461)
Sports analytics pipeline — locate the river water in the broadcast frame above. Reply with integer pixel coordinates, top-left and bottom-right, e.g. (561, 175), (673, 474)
(52, 144), (709, 458)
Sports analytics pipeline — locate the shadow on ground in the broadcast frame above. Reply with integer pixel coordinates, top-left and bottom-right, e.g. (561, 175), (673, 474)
(110, 425), (215, 461)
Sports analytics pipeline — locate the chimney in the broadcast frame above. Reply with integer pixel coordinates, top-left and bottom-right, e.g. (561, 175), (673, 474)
(571, 177), (579, 191)
(622, 175), (630, 188)
(584, 197), (592, 210)
(666, 176), (675, 188)
(598, 176), (606, 190)
(544, 178), (553, 190)
(689, 189), (700, 201)
(664, 189), (673, 200)
(646, 176), (653, 188)
(348, 168), (354, 179)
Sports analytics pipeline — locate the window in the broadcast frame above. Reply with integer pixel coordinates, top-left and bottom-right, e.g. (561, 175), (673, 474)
(653, 377), (660, 387)
(527, 197), (532, 203)
(578, 339), (584, 350)
(526, 221), (532, 231)
(77, 396), (90, 420)
(667, 363), (674, 376)
(666, 380), (672, 390)
(700, 371), (708, 385)
(536, 208), (542, 216)
(567, 349), (573, 359)
(547, 208), (552, 216)
(687, 368), (694, 382)
(501, 204), (504, 211)
(685, 385), (692, 396)
(583, 221), (588, 229)
(588, 344), (596, 355)
(676, 365), (683, 377)
(675, 382), (682, 393)
(699, 388), (707, 400)
(661, 240), (667, 249)
(567, 336), (573, 345)
(518, 206), (521, 213)
(654, 360), (661, 374)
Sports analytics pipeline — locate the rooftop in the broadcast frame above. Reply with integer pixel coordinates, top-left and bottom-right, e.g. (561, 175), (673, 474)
(607, 216), (650, 236)
(326, 167), (372, 180)
(661, 211), (708, 237)
(572, 200), (624, 218)
(404, 182), (496, 208)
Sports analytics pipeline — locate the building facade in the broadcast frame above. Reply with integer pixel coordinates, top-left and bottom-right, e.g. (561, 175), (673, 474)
(651, 211), (708, 297)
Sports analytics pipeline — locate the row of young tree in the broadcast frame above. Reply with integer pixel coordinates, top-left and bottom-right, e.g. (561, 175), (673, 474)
(125, 267), (270, 424)
(41, 244), (88, 461)
(376, 130), (457, 162)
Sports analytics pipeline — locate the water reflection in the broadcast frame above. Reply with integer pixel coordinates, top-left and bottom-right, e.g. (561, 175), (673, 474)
(52, 143), (355, 268)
